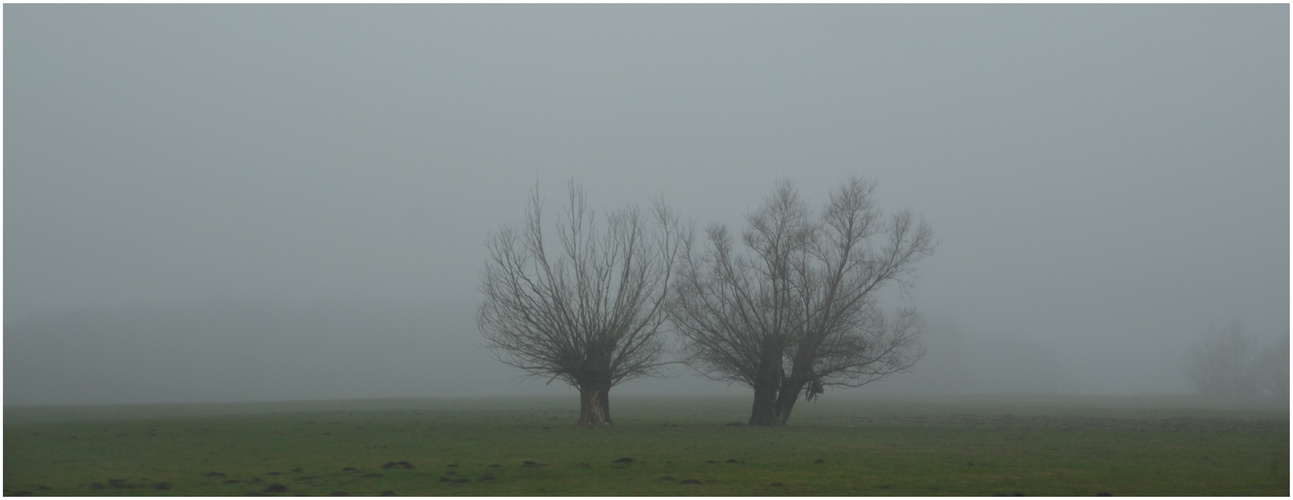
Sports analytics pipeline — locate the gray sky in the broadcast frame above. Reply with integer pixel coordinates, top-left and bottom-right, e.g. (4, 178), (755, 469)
(5, 4), (1288, 405)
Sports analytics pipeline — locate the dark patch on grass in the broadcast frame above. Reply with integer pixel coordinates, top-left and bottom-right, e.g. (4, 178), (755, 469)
(380, 491), (395, 496)
(680, 479), (703, 485)
(341, 467), (357, 472)
(1096, 494), (1112, 497)
(328, 491), (349, 496)
(107, 479), (138, 489)
(90, 483), (104, 490)
(478, 475), (496, 482)
(205, 472), (227, 478)
(489, 464), (501, 468)
(725, 459), (739, 463)
(381, 461), (414, 470)
(705, 460), (716, 464)
(612, 457), (635, 464)
(521, 460), (545, 467)
(267, 471), (281, 476)
(770, 482), (784, 487)
(878, 484), (891, 489)
(154, 482), (172, 491)
(814, 458), (825, 463)
(264, 484), (288, 492)
(579, 462), (591, 467)
(446, 463), (458, 468)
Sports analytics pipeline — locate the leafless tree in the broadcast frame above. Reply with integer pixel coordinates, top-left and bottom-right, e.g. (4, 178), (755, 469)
(669, 177), (935, 426)
(1184, 320), (1285, 399)
(1256, 333), (1289, 400)
(478, 181), (683, 426)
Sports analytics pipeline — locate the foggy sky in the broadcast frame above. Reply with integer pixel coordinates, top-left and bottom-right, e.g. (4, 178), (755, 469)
(5, 4), (1288, 406)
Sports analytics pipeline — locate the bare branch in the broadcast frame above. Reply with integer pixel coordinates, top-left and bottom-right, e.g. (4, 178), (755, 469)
(668, 176), (935, 426)
(478, 182), (682, 425)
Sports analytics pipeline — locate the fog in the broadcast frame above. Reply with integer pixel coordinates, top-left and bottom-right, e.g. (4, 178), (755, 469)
(5, 5), (1288, 406)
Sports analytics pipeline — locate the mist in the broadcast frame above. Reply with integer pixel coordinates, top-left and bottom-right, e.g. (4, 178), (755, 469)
(5, 4), (1287, 406)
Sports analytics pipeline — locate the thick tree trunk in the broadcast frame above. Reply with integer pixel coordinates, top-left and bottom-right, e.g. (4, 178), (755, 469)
(748, 383), (782, 426)
(598, 385), (611, 422)
(773, 379), (806, 425)
(748, 356), (787, 426)
(578, 382), (613, 427)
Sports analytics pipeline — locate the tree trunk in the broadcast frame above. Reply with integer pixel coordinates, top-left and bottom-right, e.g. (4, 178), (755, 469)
(578, 382), (613, 427)
(772, 379), (806, 425)
(748, 357), (787, 426)
(748, 383), (782, 426)
(599, 385), (611, 423)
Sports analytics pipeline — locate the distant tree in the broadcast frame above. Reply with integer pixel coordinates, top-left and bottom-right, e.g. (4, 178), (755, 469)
(478, 182), (683, 426)
(669, 177), (934, 426)
(1255, 332), (1289, 400)
(1182, 320), (1266, 398)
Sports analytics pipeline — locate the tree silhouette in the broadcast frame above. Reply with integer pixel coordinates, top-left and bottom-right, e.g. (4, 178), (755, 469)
(478, 182), (683, 426)
(669, 177), (934, 426)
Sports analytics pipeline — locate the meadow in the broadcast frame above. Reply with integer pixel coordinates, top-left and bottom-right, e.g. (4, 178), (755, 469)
(4, 394), (1288, 496)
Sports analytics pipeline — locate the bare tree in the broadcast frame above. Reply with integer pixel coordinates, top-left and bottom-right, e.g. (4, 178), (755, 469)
(669, 177), (934, 426)
(1183, 320), (1285, 399)
(478, 181), (682, 426)
(1255, 333), (1289, 400)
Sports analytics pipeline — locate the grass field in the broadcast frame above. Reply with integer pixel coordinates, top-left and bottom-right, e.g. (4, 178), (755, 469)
(4, 394), (1288, 496)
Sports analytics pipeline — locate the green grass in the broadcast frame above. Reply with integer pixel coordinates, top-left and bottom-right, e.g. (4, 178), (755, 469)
(4, 395), (1288, 496)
